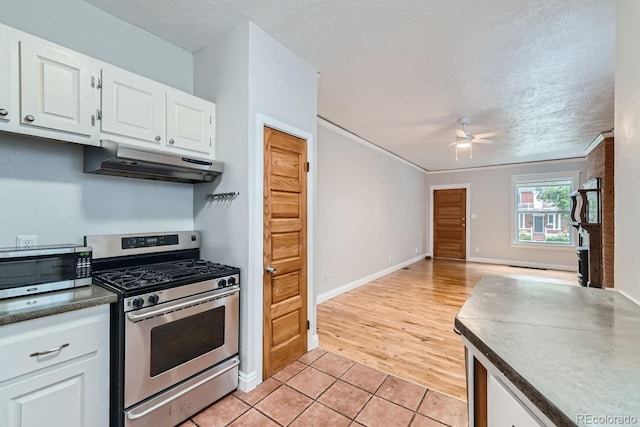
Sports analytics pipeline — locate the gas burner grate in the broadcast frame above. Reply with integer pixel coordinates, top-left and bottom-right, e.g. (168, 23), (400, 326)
(94, 259), (237, 290)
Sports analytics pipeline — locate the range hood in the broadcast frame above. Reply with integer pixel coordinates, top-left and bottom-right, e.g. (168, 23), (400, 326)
(84, 141), (224, 184)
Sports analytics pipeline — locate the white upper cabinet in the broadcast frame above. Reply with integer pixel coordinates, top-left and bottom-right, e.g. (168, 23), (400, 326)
(166, 91), (215, 156)
(19, 39), (100, 142)
(0, 23), (217, 158)
(100, 65), (216, 159)
(0, 30), (18, 130)
(101, 67), (165, 148)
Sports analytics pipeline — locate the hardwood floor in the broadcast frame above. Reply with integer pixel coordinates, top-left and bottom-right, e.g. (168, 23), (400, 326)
(316, 258), (576, 401)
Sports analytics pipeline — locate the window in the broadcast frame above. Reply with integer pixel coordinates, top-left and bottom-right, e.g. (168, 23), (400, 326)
(547, 214), (555, 227)
(511, 172), (578, 246)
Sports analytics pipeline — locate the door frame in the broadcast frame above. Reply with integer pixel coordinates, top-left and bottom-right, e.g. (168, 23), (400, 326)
(429, 184), (471, 259)
(246, 114), (315, 390)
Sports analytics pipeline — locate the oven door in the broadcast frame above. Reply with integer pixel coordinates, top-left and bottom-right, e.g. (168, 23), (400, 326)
(123, 286), (239, 408)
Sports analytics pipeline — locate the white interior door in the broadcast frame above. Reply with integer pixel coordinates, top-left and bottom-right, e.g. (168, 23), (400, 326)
(166, 91), (215, 157)
(19, 39), (99, 137)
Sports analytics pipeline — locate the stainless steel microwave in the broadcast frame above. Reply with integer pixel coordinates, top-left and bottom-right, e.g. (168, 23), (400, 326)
(0, 245), (92, 299)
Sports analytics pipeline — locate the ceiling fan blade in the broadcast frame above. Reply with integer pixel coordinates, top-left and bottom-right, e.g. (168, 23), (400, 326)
(472, 138), (494, 144)
(473, 131), (500, 139)
(455, 129), (469, 139)
(447, 140), (459, 146)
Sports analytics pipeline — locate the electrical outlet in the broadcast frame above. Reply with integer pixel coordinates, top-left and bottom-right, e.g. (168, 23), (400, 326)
(415, 247), (419, 255)
(475, 246), (480, 253)
(325, 273), (331, 284)
(17, 235), (38, 249)
(388, 254), (392, 262)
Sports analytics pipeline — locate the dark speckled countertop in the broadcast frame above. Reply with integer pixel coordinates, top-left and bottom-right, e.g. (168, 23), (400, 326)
(0, 285), (116, 326)
(455, 276), (640, 426)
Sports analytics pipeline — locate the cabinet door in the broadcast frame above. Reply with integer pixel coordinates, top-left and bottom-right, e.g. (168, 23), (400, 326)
(488, 375), (542, 427)
(166, 91), (215, 157)
(19, 39), (100, 138)
(0, 356), (107, 427)
(0, 31), (18, 129)
(101, 67), (165, 147)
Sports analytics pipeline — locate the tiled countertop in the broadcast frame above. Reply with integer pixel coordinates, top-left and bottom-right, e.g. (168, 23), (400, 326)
(0, 285), (116, 326)
(455, 276), (640, 426)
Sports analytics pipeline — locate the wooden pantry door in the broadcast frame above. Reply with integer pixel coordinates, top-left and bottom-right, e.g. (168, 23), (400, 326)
(263, 126), (308, 378)
(433, 188), (467, 260)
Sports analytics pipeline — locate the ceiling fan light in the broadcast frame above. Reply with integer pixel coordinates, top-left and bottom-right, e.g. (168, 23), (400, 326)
(456, 141), (471, 149)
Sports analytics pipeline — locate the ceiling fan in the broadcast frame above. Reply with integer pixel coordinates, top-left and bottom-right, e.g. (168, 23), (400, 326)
(448, 117), (498, 160)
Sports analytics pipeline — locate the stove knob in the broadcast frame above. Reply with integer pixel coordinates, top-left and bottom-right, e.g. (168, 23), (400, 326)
(228, 277), (237, 286)
(132, 297), (144, 309)
(148, 294), (159, 305)
(218, 279), (227, 288)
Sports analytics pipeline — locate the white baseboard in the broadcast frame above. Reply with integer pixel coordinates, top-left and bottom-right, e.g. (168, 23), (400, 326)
(466, 256), (576, 272)
(238, 370), (260, 392)
(316, 254), (429, 304)
(309, 333), (319, 350)
(619, 290), (640, 307)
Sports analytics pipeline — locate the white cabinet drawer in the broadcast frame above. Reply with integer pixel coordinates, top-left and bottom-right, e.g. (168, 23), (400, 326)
(0, 305), (108, 383)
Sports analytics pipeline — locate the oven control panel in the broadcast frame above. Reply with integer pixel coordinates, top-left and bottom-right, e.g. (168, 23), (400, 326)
(123, 274), (240, 312)
(121, 234), (180, 249)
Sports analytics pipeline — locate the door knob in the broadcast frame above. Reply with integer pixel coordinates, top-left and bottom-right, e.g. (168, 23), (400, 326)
(0, 108), (8, 116)
(24, 115), (35, 122)
(169, 138), (175, 145)
(265, 266), (277, 274)
(155, 135), (161, 142)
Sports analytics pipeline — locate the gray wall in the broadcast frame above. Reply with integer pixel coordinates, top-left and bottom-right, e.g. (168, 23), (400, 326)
(193, 23), (251, 377)
(315, 122), (430, 299)
(615, 1), (640, 302)
(1, 0), (193, 92)
(427, 159), (586, 270)
(193, 23), (250, 270)
(0, 0), (195, 246)
(193, 23), (318, 387)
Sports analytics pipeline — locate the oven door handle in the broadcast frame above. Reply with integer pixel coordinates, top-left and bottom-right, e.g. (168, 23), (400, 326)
(126, 287), (239, 321)
(125, 358), (240, 420)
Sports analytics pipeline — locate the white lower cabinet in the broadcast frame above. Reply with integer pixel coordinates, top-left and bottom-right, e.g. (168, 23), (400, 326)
(0, 305), (110, 427)
(488, 375), (542, 427)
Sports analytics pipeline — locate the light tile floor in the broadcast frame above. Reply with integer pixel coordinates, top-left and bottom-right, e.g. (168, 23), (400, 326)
(178, 348), (468, 427)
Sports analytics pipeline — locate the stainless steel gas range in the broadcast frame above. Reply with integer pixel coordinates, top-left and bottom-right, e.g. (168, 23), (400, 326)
(86, 231), (239, 427)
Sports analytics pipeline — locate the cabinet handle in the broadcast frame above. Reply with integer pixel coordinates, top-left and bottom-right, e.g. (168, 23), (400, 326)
(30, 343), (69, 357)
(169, 138), (175, 145)
(155, 135), (161, 142)
(24, 115), (35, 122)
(0, 108), (7, 116)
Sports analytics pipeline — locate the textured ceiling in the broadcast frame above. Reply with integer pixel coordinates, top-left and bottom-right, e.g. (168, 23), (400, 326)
(84, 0), (615, 171)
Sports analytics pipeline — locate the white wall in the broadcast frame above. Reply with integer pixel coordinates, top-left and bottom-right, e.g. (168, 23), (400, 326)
(0, 138), (193, 246)
(193, 23), (252, 382)
(615, 0), (640, 302)
(247, 22), (318, 386)
(0, 0), (193, 92)
(193, 23), (250, 269)
(193, 23), (318, 390)
(427, 159), (586, 270)
(0, 0), (195, 246)
(315, 120), (430, 300)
